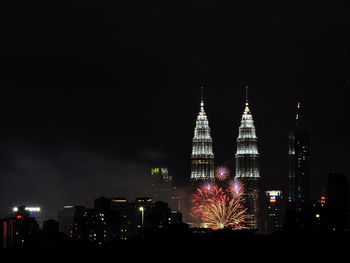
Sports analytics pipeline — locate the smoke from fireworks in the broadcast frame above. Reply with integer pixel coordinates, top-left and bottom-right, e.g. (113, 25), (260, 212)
(191, 169), (247, 229)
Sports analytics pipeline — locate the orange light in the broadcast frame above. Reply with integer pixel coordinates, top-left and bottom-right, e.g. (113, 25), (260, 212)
(270, 196), (277, 203)
(16, 215), (22, 219)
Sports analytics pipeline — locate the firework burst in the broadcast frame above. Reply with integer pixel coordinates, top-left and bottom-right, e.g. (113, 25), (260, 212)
(191, 179), (247, 229)
(200, 195), (247, 229)
(228, 179), (244, 199)
(191, 183), (225, 219)
(215, 166), (230, 181)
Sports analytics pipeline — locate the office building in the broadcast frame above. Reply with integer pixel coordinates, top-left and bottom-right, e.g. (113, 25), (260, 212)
(263, 190), (284, 234)
(190, 88), (215, 186)
(148, 167), (180, 210)
(234, 89), (260, 230)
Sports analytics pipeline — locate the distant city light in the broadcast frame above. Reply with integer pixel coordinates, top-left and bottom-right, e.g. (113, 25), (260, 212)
(270, 196), (277, 203)
(25, 207), (41, 212)
(13, 206), (41, 212)
(266, 190), (282, 196)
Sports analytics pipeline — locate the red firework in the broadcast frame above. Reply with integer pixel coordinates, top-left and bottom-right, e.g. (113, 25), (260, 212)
(191, 181), (247, 229)
(191, 183), (225, 219)
(200, 194), (247, 229)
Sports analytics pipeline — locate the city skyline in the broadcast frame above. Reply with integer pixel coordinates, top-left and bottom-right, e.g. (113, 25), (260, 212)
(0, 86), (346, 220)
(0, 1), (350, 223)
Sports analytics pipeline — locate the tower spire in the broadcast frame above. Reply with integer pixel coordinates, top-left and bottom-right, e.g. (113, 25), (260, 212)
(243, 86), (251, 115)
(201, 86), (204, 102)
(200, 86), (205, 114)
(191, 86), (215, 185)
(201, 86), (204, 105)
(245, 85), (249, 106)
(295, 101), (301, 125)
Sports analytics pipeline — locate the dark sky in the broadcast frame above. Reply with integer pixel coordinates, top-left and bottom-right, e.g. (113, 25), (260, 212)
(0, 0), (350, 219)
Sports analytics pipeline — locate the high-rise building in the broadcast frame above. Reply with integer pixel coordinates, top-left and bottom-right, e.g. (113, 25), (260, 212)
(12, 206), (43, 228)
(148, 168), (180, 210)
(234, 88), (260, 230)
(1, 207), (40, 248)
(288, 102), (310, 211)
(72, 197), (120, 244)
(263, 190), (284, 234)
(190, 88), (215, 186)
(111, 197), (182, 240)
(288, 131), (296, 203)
(57, 205), (85, 237)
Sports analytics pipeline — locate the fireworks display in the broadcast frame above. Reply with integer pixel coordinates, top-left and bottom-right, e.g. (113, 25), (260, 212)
(191, 167), (247, 229)
(215, 166), (229, 181)
(229, 179), (244, 198)
(191, 183), (225, 219)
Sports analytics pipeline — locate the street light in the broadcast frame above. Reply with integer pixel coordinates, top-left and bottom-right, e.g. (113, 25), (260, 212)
(139, 206), (144, 240)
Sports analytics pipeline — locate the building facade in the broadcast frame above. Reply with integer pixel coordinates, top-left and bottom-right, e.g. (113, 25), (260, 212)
(190, 88), (215, 187)
(263, 190), (284, 234)
(1, 207), (40, 248)
(58, 205), (85, 237)
(72, 197), (120, 244)
(148, 167), (180, 210)
(234, 92), (260, 230)
(288, 102), (310, 211)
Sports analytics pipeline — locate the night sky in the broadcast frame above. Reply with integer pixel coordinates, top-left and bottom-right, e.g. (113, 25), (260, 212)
(0, 0), (350, 220)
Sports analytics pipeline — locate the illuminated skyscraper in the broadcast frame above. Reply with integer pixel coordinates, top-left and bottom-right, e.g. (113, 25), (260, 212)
(288, 130), (296, 203)
(190, 88), (214, 186)
(263, 190), (284, 234)
(288, 102), (310, 210)
(234, 88), (260, 230)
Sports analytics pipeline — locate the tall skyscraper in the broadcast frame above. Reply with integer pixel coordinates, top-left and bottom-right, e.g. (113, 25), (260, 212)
(288, 102), (310, 211)
(148, 167), (180, 210)
(263, 190), (284, 234)
(57, 205), (85, 237)
(190, 88), (214, 186)
(288, 131), (296, 204)
(234, 88), (260, 230)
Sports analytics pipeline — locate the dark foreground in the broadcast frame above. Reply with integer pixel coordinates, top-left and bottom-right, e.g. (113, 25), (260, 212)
(1, 228), (349, 261)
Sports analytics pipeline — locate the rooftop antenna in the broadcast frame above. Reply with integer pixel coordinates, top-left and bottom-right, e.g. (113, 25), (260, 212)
(199, 86), (205, 114)
(201, 86), (204, 104)
(200, 86), (205, 108)
(296, 101), (301, 121)
(245, 85), (249, 105)
(243, 85), (251, 115)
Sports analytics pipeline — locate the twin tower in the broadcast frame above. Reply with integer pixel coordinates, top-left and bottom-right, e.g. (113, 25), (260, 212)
(190, 87), (260, 230)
